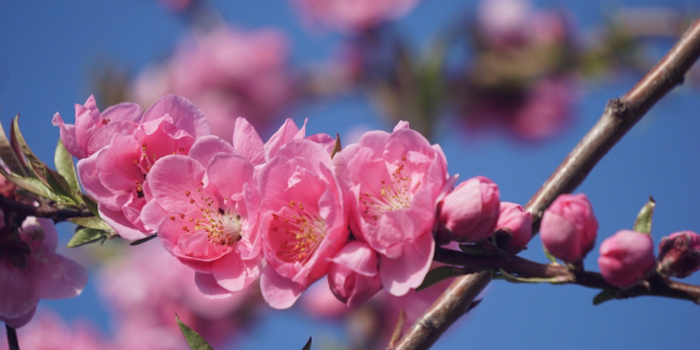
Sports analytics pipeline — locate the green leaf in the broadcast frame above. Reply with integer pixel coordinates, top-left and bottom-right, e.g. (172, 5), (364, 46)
(129, 234), (158, 246)
(301, 337), (312, 350)
(55, 139), (81, 194)
(9, 115), (31, 176)
(593, 290), (616, 305)
(459, 243), (493, 256)
(416, 265), (465, 291)
(633, 197), (655, 235)
(498, 268), (563, 284)
(68, 216), (113, 231)
(176, 315), (215, 350)
(0, 166), (64, 202)
(0, 122), (28, 176)
(543, 246), (558, 263)
(67, 227), (109, 248)
(81, 194), (100, 216)
(330, 133), (342, 159)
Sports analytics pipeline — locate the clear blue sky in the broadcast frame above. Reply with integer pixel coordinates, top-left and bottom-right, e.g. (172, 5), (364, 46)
(1, 0), (699, 349)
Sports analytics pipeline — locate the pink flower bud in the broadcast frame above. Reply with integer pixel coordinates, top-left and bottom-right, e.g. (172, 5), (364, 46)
(439, 176), (500, 242)
(540, 193), (597, 263)
(328, 242), (382, 308)
(657, 231), (700, 278)
(598, 230), (655, 289)
(496, 202), (532, 252)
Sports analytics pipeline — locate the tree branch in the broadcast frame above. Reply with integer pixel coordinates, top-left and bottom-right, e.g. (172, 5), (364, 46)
(0, 195), (93, 223)
(391, 17), (700, 350)
(434, 248), (700, 304)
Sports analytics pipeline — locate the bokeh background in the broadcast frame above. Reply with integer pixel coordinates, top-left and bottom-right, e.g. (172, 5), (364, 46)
(1, 0), (699, 349)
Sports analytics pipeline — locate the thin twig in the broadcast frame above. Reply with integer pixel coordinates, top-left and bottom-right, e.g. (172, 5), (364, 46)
(6, 325), (19, 350)
(434, 248), (700, 304)
(392, 17), (700, 350)
(0, 195), (92, 223)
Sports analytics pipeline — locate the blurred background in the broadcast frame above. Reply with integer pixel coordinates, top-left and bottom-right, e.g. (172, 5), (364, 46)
(1, 0), (699, 349)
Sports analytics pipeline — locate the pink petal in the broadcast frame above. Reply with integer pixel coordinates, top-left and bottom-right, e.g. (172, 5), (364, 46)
(329, 241), (379, 277)
(0, 306), (36, 328)
(102, 102), (143, 123)
(142, 95), (210, 138)
(0, 265), (38, 318)
(380, 232), (435, 296)
(206, 154), (256, 199)
(194, 272), (234, 298)
(264, 118), (305, 160)
(232, 118), (265, 165)
(99, 205), (150, 240)
(34, 253), (88, 300)
(188, 135), (236, 167)
(211, 253), (261, 292)
(260, 265), (304, 309)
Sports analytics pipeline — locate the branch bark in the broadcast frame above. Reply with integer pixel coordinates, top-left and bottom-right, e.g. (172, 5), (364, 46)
(391, 17), (700, 350)
(0, 195), (92, 223)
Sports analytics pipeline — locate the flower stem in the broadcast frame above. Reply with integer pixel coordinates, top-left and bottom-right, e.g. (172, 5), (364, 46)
(6, 324), (19, 350)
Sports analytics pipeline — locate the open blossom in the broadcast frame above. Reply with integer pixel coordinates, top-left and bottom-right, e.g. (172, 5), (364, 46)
(131, 25), (293, 139)
(540, 193), (597, 263)
(334, 121), (450, 296)
(0, 216), (88, 328)
(439, 176), (500, 243)
(598, 230), (655, 289)
(292, 0), (422, 33)
(52, 95), (144, 159)
(259, 139), (349, 309)
(328, 241), (382, 307)
(77, 95), (210, 240)
(140, 139), (261, 294)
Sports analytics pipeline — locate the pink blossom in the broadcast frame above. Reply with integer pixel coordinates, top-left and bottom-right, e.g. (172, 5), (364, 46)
(496, 202), (532, 251)
(77, 95), (210, 240)
(540, 193), (597, 264)
(0, 310), (109, 350)
(140, 139), (261, 294)
(259, 139), (349, 309)
(598, 230), (655, 289)
(439, 176), (501, 243)
(292, 0), (422, 33)
(52, 95), (144, 159)
(0, 217), (88, 328)
(328, 241), (382, 307)
(657, 231), (700, 278)
(131, 26), (293, 138)
(334, 121), (450, 296)
(300, 279), (351, 319)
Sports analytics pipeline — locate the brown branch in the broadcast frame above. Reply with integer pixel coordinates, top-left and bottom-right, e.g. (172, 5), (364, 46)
(0, 195), (93, 223)
(435, 248), (700, 304)
(392, 17), (700, 350)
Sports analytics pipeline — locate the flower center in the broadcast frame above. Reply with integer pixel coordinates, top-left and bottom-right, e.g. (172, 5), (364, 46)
(271, 201), (326, 264)
(169, 185), (243, 246)
(360, 160), (419, 222)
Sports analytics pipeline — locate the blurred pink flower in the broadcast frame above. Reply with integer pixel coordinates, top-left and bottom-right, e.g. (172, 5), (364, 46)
(259, 139), (349, 309)
(140, 141), (262, 294)
(438, 176), (500, 243)
(598, 230), (655, 289)
(328, 241), (382, 307)
(0, 217), (88, 328)
(540, 193), (598, 264)
(0, 310), (109, 350)
(300, 278), (351, 319)
(130, 26), (293, 139)
(334, 121), (451, 297)
(292, 0), (422, 33)
(77, 95), (210, 240)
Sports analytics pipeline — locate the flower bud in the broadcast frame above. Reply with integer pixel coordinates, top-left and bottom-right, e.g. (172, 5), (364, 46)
(328, 242), (382, 308)
(598, 230), (655, 289)
(657, 231), (700, 278)
(540, 193), (597, 263)
(496, 202), (532, 252)
(439, 176), (500, 242)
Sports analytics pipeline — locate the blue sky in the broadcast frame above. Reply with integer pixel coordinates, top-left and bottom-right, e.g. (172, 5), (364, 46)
(1, 0), (699, 349)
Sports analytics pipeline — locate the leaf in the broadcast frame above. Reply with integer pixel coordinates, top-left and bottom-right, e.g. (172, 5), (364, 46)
(459, 243), (493, 256)
(301, 337), (312, 350)
(633, 197), (655, 235)
(388, 308), (406, 350)
(416, 265), (465, 291)
(129, 234), (158, 246)
(55, 139), (81, 194)
(0, 166), (64, 202)
(330, 133), (342, 159)
(81, 194), (100, 216)
(68, 216), (113, 231)
(176, 315), (215, 350)
(0, 122), (28, 176)
(498, 268), (563, 284)
(9, 114), (31, 176)
(67, 227), (109, 248)
(593, 290), (617, 305)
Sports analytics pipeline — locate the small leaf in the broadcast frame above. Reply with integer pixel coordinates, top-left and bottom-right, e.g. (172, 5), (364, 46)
(330, 133), (342, 159)
(459, 243), (493, 256)
(0, 122), (28, 176)
(67, 227), (109, 248)
(68, 216), (113, 231)
(498, 268), (563, 284)
(81, 194), (100, 216)
(176, 315), (215, 350)
(593, 290), (617, 305)
(633, 197), (655, 235)
(543, 246), (558, 263)
(9, 115), (31, 176)
(129, 234), (158, 246)
(388, 308), (406, 350)
(55, 139), (81, 194)
(416, 265), (465, 291)
(301, 337), (312, 350)
(0, 167), (64, 202)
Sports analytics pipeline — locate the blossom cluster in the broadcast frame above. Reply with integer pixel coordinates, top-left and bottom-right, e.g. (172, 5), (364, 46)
(54, 94), (529, 310)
